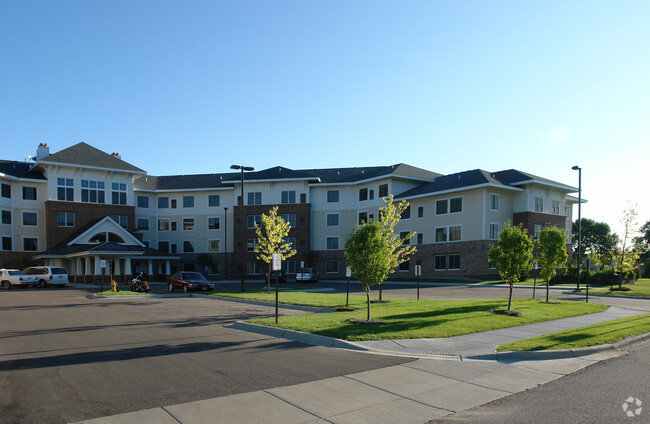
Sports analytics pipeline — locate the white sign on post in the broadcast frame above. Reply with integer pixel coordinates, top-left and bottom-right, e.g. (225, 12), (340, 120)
(346, 267), (352, 277)
(100, 260), (107, 269)
(272, 253), (282, 271)
(414, 265), (421, 276)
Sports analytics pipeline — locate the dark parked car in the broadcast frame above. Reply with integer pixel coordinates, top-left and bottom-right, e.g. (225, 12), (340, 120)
(295, 268), (318, 283)
(265, 270), (286, 283)
(168, 272), (215, 293)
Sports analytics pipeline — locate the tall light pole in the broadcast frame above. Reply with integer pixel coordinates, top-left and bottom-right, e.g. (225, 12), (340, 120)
(224, 206), (228, 281)
(572, 166), (582, 295)
(230, 165), (254, 291)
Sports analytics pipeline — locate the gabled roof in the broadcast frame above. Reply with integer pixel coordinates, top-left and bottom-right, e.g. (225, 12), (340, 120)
(492, 169), (577, 191)
(223, 166), (321, 183)
(0, 160), (46, 181)
(35, 142), (146, 174)
(396, 169), (515, 199)
(305, 163), (440, 184)
(135, 173), (235, 191)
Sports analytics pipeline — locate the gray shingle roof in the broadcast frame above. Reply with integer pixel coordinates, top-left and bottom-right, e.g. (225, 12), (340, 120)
(304, 163), (440, 184)
(135, 173), (235, 191)
(36, 142), (145, 174)
(0, 160), (46, 180)
(396, 169), (507, 199)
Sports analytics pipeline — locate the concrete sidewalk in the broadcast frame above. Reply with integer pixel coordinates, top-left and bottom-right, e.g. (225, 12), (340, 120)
(74, 303), (650, 424)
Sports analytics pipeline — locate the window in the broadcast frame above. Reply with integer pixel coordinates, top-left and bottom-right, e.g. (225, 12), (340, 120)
(326, 260), (339, 273)
(435, 227), (447, 242)
(158, 219), (170, 231)
(399, 260), (409, 271)
(434, 255), (446, 270)
(326, 237), (339, 250)
(22, 186), (37, 200)
(300, 193), (307, 203)
(208, 195), (220, 207)
(171, 244), (177, 253)
(182, 196), (194, 208)
(57, 178), (74, 201)
(137, 218), (149, 231)
(183, 240), (195, 253)
(285, 237), (296, 250)
(450, 197), (462, 213)
(247, 261), (262, 275)
(22, 212), (37, 226)
(490, 194), (500, 211)
(137, 195), (149, 208)
(1, 183), (10, 198)
(81, 180), (105, 203)
(552, 200), (560, 215)
(369, 189), (374, 200)
(418, 206), (424, 218)
(247, 215), (261, 229)
(208, 217), (220, 230)
(111, 183), (127, 205)
(449, 225), (462, 241)
(448, 254), (461, 270)
(247, 192), (262, 205)
(326, 213), (339, 227)
(158, 197), (169, 209)
(1, 210), (10, 225)
(171, 199), (177, 209)
(489, 223), (499, 240)
(280, 214), (296, 227)
(400, 231), (411, 245)
(23, 237), (38, 251)
(358, 212), (368, 225)
(57, 212), (74, 227)
(535, 197), (544, 213)
(417, 233), (423, 244)
(379, 184), (388, 197)
(436, 199), (448, 215)
(283, 260), (296, 274)
(281, 191), (296, 204)
(402, 205), (411, 219)
(183, 218), (195, 231)
(158, 241), (169, 253)
(210, 263), (221, 275)
(247, 238), (259, 252)
(208, 239), (221, 252)
(359, 188), (368, 201)
(171, 221), (177, 231)
(1, 236), (11, 251)
(327, 190), (339, 203)
(534, 224), (542, 241)
(111, 215), (128, 229)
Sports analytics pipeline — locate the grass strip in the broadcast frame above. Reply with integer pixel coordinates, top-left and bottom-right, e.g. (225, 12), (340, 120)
(585, 278), (650, 298)
(214, 291), (607, 341)
(96, 290), (149, 296)
(497, 313), (650, 351)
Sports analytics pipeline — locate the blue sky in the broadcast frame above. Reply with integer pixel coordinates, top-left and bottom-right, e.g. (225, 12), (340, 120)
(1, 1), (648, 236)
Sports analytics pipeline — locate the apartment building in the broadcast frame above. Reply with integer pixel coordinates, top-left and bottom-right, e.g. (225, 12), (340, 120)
(0, 142), (578, 282)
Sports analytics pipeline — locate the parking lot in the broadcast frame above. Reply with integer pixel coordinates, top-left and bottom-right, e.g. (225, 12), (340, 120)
(0, 285), (409, 424)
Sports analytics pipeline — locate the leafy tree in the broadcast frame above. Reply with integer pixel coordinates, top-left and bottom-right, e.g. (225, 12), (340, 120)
(538, 226), (568, 303)
(376, 195), (417, 299)
(616, 204), (638, 288)
(344, 221), (391, 320)
(487, 222), (534, 310)
(572, 218), (616, 259)
(254, 206), (296, 293)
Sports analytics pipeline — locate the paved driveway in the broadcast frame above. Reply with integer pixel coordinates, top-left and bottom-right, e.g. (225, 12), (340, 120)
(0, 287), (409, 424)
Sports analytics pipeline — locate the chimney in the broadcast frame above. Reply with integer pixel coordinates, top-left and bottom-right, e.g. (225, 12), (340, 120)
(111, 152), (122, 160)
(36, 143), (50, 160)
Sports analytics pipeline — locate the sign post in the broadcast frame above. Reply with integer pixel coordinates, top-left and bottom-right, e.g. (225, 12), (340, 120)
(415, 265), (421, 300)
(272, 253), (281, 323)
(345, 267), (352, 307)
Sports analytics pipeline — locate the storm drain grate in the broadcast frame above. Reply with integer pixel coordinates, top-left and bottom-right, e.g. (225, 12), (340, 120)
(401, 347), (458, 356)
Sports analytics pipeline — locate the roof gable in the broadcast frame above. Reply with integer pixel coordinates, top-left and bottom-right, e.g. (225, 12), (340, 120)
(36, 142), (145, 174)
(68, 217), (144, 247)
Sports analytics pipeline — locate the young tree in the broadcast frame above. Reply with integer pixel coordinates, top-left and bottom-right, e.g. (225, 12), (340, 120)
(487, 222), (534, 310)
(616, 204), (638, 288)
(572, 218), (616, 258)
(376, 195), (417, 299)
(254, 206), (296, 293)
(538, 226), (568, 303)
(344, 221), (391, 320)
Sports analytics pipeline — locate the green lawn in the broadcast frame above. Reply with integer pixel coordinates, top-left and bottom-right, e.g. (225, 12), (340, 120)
(497, 313), (650, 351)
(585, 278), (650, 298)
(213, 291), (607, 341)
(96, 290), (149, 296)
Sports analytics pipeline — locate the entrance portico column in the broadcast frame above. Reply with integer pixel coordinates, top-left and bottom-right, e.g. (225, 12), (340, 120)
(94, 256), (102, 285)
(165, 260), (171, 276)
(148, 260), (153, 277)
(125, 258), (132, 278)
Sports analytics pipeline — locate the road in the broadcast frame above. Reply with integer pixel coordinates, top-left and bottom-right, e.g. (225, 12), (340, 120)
(0, 286), (409, 424)
(428, 343), (650, 424)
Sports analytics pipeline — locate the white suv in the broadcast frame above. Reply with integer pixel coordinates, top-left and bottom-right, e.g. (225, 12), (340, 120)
(22, 266), (69, 288)
(0, 269), (38, 289)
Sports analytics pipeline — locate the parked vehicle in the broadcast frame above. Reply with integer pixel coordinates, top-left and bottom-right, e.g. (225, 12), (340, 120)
(0, 269), (38, 289)
(130, 272), (150, 293)
(22, 266), (69, 288)
(168, 272), (215, 293)
(295, 268), (318, 283)
(266, 270), (286, 284)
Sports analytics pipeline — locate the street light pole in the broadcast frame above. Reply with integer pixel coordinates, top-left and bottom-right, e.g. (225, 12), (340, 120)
(224, 207), (228, 281)
(230, 165), (254, 291)
(572, 166), (582, 295)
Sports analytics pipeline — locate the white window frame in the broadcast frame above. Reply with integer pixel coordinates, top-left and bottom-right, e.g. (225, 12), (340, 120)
(183, 240), (195, 253)
(489, 223), (499, 240)
(448, 254), (461, 270)
(490, 193), (500, 211)
(326, 213), (340, 227)
(326, 259), (339, 274)
(208, 216), (220, 230)
(23, 237), (38, 252)
(136, 218), (149, 231)
(326, 236), (339, 250)
(158, 218), (170, 232)
(208, 239), (221, 252)
(22, 211), (38, 227)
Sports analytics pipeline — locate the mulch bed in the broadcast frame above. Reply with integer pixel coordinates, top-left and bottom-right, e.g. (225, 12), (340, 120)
(336, 307), (358, 312)
(370, 300), (390, 304)
(489, 309), (522, 317)
(345, 318), (385, 324)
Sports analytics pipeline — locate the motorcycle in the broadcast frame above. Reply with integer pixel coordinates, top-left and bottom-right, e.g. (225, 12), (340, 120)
(130, 272), (150, 293)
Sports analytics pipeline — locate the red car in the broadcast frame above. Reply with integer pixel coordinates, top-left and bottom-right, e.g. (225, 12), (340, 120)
(168, 272), (215, 293)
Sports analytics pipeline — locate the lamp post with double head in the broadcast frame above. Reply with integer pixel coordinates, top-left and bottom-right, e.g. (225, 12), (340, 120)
(572, 166), (583, 297)
(230, 165), (254, 291)
(224, 207), (228, 281)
